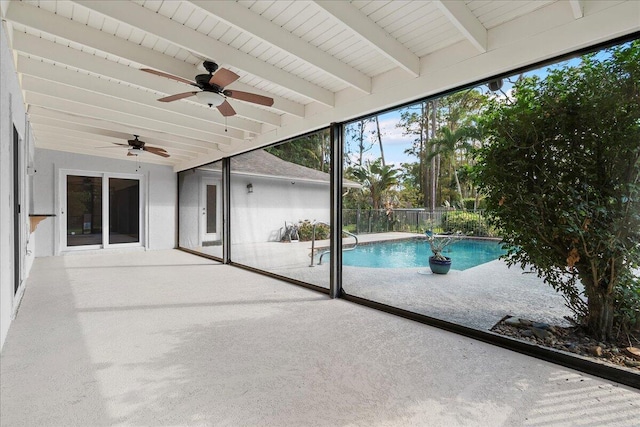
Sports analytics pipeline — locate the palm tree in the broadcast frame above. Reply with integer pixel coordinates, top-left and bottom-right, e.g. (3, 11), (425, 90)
(351, 159), (399, 210)
(428, 125), (475, 207)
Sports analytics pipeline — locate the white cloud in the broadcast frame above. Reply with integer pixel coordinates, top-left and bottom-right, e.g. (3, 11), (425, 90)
(359, 116), (416, 146)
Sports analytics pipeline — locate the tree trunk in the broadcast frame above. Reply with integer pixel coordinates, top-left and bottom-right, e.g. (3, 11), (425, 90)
(453, 163), (464, 209)
(422, 102), (430, 209)
(375, 116), (386, 167)
(586, 285), (615, 341)
(358, 122), (365, 166)
(473, 187), (479, 211)
(430, 99), (438, 211)
(434, 154), (440, 207)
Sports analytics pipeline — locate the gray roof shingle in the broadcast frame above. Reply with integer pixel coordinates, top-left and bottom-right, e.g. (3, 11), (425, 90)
(230, 150), (359, 187)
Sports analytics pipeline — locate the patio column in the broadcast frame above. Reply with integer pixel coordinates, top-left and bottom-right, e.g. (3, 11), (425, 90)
(329, 122), (343, 299)
(222, 157), (231, 264)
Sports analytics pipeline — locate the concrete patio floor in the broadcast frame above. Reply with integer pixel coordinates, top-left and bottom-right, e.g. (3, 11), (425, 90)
(1, 250), (638, 426)
(201, 233), (574, 330)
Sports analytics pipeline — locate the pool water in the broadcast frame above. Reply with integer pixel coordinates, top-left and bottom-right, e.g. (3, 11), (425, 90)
(341, 238), (506, 270)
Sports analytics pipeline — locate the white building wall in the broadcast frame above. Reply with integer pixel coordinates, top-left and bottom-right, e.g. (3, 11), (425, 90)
(33, 149), (177, 256)
(178, 169), (222, 249)
(178, 170), (330, 247)
(230, 176), (330, 244)
(0, 23), (33, 350)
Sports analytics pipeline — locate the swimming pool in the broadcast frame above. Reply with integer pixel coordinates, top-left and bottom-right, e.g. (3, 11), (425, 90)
(341, 238), (506, 270)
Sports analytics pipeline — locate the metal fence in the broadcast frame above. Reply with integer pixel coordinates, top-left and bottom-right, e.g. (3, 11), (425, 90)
(342, 208), (500, 237)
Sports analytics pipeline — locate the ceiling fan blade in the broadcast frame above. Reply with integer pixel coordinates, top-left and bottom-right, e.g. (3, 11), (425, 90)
(127, 152), (135, 157)
(143, 146), (170, 158)
(216, 100), (236, 117)
(158, 92), (198, 102)
(141, 68), (197, 86)
(209, 68), (240, 88)
(223, 90), (274, 107)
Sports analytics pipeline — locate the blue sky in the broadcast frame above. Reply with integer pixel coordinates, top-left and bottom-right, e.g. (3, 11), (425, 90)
(343, 55), (589, 171)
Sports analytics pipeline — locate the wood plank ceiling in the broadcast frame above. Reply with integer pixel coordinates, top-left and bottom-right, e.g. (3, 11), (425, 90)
(1, 0), (638, 170)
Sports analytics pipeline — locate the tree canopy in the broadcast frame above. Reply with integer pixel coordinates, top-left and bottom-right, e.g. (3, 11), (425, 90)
(349, 159), (399, 210)
(476, 40), (640, 339)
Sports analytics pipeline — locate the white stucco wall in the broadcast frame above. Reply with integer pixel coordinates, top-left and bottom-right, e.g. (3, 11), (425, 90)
(179, 169), (330, 247)
(179, 168), (223, 249)
(230, 175), (330, 244)
(1, 22), (33, 351)
(33, 149), (176, 256)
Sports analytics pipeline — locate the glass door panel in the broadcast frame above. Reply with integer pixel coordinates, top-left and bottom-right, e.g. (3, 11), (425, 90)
(109, 178), (140, 244)
(206, 185), (217, 234)
(66, 175), (102, 247)
(201, 179), (220, 243)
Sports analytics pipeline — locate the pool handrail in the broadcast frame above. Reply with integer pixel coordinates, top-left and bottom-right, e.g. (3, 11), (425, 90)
(309, 221), (358, 266)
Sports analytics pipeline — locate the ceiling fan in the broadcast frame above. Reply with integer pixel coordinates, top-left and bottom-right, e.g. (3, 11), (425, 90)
(107, 135), (170, 158)
(141, 61), (274, 117)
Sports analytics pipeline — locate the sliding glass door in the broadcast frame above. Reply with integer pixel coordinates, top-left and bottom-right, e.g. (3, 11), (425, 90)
(62, 171), (142, 251)
(66, 175), (103, 248)
(109, 178), (140, 244)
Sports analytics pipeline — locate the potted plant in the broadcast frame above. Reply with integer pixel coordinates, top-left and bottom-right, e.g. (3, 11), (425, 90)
(425, 232), (463, 274)
(423, 219), (436, 237)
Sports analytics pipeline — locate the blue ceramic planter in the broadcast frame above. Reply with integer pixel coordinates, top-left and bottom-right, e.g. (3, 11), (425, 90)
(429, 256), (452, 274)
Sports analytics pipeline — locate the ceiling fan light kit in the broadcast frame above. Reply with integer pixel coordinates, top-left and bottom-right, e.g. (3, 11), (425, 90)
(195, 91), (225, 107)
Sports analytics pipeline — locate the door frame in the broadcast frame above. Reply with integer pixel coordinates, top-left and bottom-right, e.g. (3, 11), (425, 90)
(12, 125), (22, 295)
(59, 169), (145, 252)
(200, 177), (221, 243)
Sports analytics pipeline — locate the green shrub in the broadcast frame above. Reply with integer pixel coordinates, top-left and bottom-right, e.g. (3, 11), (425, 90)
(441, 210), (495, 237)
(297, 220), (329, 241)
(462, 198), (487, 210)
(342, 224), (357, 234)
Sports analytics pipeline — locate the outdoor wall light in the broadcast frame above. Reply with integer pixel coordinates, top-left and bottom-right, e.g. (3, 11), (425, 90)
(488, 78), (503, 92)
(247, 183), (253, 194)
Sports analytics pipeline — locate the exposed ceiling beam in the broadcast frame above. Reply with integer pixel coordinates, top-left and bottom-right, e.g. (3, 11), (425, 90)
(569, 0), (584, 19)
(5, 1), (305, 117)
(35, 140), (175, 166)
(313, 0), (420, 77)
(433, 1), (487, 53)
(6, 1), (196, 82)
(24, 91), (232, 146)
(0, 1), (10, 18)
(73, 0), (334, 106)
(16, 55), (268, 134)
(21, 75), (247, 141)
(229, 82), (304, 118)
(30, 123), (198, 159)
(12, 34), (282, 126)
(190, 0), (371, 94)
(28, 106), (217, 154)
(31, 130), (191, 162)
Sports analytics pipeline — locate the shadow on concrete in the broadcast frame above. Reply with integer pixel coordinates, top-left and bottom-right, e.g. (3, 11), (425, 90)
(76, 296), (327, 313)
(0, 257), (120, 426)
